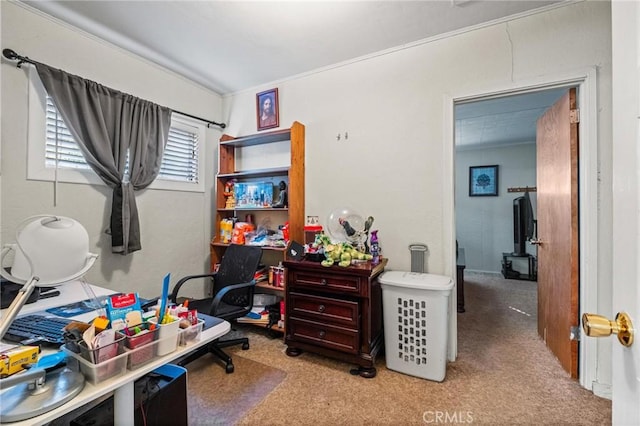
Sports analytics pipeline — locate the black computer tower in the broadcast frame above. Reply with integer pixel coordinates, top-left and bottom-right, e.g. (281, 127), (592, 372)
(70, 364), (188, 426)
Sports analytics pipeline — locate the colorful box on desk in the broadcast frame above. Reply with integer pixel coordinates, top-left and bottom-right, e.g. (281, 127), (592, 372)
(118, 324), (158, 370)
(0, 345), (39, 377)
(106, 293), (142, 330)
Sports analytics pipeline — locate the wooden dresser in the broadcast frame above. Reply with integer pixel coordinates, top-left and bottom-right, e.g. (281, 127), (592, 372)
(283, 258), (388, 378)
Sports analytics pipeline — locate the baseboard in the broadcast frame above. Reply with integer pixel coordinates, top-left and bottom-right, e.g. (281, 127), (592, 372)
(591, 381), (612, 400)
(465, 269), (502, 276)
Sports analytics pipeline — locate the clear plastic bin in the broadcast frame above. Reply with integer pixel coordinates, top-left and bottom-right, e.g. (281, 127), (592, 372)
(76, 334), (125, 364)
(379, 271), (453, 382)
(118, 324), (158, 370)
(179, 319), (204, 346)
(62, 344), (128, 385)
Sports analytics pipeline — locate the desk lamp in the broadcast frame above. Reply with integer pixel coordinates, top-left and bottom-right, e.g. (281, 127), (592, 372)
(0, 215), (98, 423)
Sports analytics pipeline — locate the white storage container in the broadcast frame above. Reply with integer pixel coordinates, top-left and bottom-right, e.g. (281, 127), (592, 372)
(379, 271), (453, 381)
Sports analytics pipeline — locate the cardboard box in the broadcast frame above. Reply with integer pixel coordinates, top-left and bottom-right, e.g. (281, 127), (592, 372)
(0, 345), (39, 377)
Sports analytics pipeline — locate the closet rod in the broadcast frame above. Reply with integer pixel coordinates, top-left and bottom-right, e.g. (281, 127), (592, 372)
(2, 48), (226, 129)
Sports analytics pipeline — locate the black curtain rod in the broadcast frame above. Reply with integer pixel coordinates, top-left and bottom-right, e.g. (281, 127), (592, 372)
(2, 48), (226, 129)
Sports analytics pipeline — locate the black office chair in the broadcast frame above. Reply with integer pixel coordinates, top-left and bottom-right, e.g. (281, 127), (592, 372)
(170, 244), (262, 373)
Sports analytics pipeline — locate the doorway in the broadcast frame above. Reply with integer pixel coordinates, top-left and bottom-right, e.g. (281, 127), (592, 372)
(454, 88), (564, 275)
(446, 70), (600, 391)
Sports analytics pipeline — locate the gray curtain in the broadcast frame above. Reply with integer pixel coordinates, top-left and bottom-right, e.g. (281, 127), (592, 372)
(35, 63), (171, 255)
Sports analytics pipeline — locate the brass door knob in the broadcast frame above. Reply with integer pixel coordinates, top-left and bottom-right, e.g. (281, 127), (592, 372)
(582, 312), (634, 347)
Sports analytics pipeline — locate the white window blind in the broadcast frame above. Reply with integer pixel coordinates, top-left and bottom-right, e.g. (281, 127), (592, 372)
(45, 97), (200, 184)
(160, 126), (199, 183)
(45, 98), (91, 170)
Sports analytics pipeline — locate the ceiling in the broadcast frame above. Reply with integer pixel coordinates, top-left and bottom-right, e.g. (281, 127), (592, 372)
(19, 0), (569, 147)
(455, 88), (566, 149)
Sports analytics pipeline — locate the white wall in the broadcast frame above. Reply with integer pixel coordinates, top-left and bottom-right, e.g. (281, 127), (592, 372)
(1, 2), (223, 298)
(223, 0), (611, 386)
(455, 143), (537, 274)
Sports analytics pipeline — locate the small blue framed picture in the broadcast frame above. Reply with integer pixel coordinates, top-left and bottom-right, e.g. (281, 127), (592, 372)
(469, 165), (499, 196)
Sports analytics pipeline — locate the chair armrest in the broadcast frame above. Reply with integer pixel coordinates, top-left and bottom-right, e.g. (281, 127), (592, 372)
(209, 279), (257, 312)
(169, 273), (218, 303)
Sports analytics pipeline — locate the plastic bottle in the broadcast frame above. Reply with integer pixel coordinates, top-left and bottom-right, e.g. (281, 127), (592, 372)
(221, 218), (233, 243)
(273, 262), (285, 287)
(220, 219), (226, 243)
(370, 230), (380, 264)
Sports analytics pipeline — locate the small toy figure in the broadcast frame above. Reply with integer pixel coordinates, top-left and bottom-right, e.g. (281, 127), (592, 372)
(370, 230), (381, 264)
(224, 180), (236, 209)
(339, 218), (357, 236)
(272, 181), (288, 208)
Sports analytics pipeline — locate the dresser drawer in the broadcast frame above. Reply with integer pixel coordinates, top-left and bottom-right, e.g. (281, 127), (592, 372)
(289, 292), (359, 327)
(290, 271), (362, 295)
(288, 317), (359, 354)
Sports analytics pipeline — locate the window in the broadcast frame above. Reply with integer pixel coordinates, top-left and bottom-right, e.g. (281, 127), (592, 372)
(28, 69), (206, 192)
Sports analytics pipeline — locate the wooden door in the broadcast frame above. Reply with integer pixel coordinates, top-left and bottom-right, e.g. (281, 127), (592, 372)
(536, 88), (579, 378)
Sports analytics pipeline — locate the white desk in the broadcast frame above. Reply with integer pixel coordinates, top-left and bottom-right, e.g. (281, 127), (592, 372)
(0, 281), (230, 425)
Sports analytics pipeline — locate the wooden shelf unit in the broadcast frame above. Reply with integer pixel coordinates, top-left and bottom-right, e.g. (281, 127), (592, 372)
(237, 320), (285, 334)
(255, 281), (285, 294)
(211, 121), (305, 270)
(211, 123), (305, 334)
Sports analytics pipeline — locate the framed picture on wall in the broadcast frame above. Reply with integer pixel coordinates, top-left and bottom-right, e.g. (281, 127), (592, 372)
(469, 165), (499, 196)
(256, 88), (279, 131)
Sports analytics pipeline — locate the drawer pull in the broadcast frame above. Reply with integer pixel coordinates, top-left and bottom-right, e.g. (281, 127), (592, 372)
(318, 304), (326, 313)
(319, 330), (326, 339)
(321, 278), (327, 285)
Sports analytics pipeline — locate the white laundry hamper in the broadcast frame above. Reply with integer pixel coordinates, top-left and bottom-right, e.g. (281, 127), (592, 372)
(379, 271), (453, 381)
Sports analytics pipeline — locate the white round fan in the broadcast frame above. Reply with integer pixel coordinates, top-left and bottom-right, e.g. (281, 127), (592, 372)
(326, 208), (373, 251)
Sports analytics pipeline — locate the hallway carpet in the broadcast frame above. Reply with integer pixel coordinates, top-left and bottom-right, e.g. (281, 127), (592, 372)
(187, 272), (611, 425)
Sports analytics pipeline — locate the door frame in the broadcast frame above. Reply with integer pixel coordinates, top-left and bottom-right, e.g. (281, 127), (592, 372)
(443, 67), (601, 394)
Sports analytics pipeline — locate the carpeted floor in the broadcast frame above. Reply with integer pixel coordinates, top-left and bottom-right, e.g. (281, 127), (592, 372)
(186, 353), (286, 425)
(186, 272), (611, 425)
